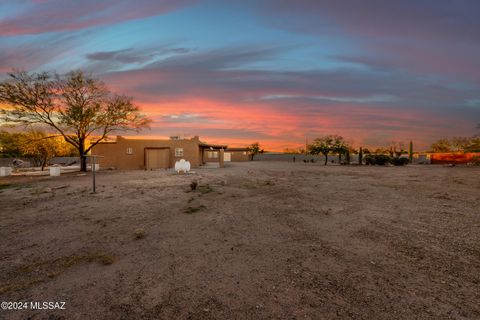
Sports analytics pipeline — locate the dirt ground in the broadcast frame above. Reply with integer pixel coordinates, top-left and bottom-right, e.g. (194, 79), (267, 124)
(1, 162), (479, 319)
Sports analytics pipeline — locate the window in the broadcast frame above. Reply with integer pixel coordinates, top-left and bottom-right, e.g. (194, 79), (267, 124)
(207, 151), (218, 158)
(243, 151), (247, 155)
(126, 147), (133, 155)
(175, 148), (184, 157)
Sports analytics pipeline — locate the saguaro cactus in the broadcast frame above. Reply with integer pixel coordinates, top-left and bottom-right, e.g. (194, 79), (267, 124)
(359, 147), (363, 165)
(409, 141), (413, 163)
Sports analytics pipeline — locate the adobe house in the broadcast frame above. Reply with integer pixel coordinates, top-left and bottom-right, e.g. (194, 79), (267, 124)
(92, 136), (227, 170)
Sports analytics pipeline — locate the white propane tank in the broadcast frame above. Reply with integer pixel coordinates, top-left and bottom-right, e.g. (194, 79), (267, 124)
(175, 159), (191, 173)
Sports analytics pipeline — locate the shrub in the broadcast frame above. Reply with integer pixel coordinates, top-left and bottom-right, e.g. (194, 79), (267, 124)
(365, 154), (392, 165)
(364, 154), (375, 165)
(134, 229), (146, 240)
(184, 205), (206, 214)
(375, 154), (392, 165)
(197, 184), (213, 194)
(391, 157), (409, 166)
(472, 156), (480, 166)
(190, 180), (198, 191)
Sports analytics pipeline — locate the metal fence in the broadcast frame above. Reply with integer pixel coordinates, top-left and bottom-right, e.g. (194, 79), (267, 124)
(253, 153), (432, 164)
(0, 157), (79, 168)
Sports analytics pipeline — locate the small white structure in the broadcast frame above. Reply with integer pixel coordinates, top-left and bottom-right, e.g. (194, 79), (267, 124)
(174, 159), (191, 173)
(0, 167), (12, 177)
(89, 164), (100, 171)
(49, 167), (61, 176)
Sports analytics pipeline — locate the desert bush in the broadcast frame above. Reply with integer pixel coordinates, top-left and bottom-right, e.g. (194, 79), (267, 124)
(472, 156), (480, 166)
(197, 184), (213, 194)
(365, 154), (392, 165)
(364, 155), (374, 165)
(190, 180), (198, 191)
(391, 157), (409, 166)
(134, 229), (146, 240)
(184, 205), (206, 214)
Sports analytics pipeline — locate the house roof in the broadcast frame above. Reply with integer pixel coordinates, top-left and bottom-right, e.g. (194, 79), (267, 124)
(199, 143), (228, 149)
(226, 147), (249, 151)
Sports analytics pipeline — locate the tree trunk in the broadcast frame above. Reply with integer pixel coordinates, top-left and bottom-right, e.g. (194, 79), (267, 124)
(41, 157), (47, 171)
(338, 153), (342, 163)
(79, 140), (87, 171)
(80, 155), (87, 171)
(323, 153), (328, 165)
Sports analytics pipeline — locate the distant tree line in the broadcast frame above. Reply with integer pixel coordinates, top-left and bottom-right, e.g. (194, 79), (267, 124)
(430, 136), (480, 153)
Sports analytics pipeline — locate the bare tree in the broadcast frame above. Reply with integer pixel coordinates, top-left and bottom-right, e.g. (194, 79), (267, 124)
(0, 70), (151, 171)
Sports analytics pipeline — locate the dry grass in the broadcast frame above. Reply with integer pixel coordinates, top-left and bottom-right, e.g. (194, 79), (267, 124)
(184, 205), (206, 214)
(134, 229), (146, 240)
(0, 252), (115, 294)
(197, 184), (213, 194)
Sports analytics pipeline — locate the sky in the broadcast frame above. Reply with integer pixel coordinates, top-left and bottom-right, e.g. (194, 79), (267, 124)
(1, 0), (479, 150)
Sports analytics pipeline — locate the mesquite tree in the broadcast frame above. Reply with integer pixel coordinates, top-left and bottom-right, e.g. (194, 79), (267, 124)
(0, 70), (151, 171)
(248, 142), (264, 160)
(309, 135), (349, 165)
(308, 135), (333, 165)
(331, 135), (349, 163)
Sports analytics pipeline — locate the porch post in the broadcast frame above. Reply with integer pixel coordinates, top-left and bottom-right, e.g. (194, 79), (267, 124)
(219, 149), (224, 168)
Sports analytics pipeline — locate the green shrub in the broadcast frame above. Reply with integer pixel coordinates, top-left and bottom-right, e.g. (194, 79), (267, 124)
(472, 156), (480, 166)
(365, 154), (392, 166)
(134, 229), (146, 240)
(391, 157), (409, 166)
(364, 154), (375, 165)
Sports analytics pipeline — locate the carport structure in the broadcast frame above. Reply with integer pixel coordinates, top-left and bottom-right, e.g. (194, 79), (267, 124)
(200, 143), (228, 168)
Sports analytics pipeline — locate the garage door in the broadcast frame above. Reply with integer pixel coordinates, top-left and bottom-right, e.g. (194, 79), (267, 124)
(145, 149), (170, 170)
(224, 152), (231, 162)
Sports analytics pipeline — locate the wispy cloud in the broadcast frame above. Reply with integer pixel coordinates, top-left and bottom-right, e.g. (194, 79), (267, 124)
(0, 0), (196, 35)
(254, 94), (398, 104)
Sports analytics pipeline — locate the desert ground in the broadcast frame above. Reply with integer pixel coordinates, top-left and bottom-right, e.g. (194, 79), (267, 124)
(0, 162), (479, 319)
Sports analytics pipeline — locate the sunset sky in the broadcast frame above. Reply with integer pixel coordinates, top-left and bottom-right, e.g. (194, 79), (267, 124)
(1, 0), (479, 150)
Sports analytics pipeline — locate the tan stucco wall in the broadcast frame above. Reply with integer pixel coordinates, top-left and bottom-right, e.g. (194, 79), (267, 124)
(92, 136), (202, 170)
(226, 149), (250, 162)
(203, 151), (221, 162)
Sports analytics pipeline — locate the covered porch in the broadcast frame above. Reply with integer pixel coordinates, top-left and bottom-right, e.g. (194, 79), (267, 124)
(200, 143), (228, 168)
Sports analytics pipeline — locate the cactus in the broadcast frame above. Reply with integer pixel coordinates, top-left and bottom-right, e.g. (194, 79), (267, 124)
(409, 141), (413, 163)
(359, 147), (363, 165)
